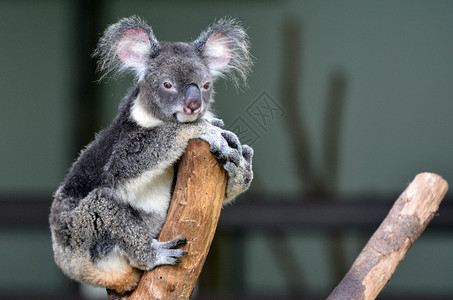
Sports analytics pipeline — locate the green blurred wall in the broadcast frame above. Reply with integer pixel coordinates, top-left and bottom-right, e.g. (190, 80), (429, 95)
(1, 0), (452, 297)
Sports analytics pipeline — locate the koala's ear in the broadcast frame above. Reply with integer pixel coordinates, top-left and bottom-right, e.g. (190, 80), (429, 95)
(117, 28), (152, 73)
(93, 16), (160, 80)
(194, 18), (252, 87)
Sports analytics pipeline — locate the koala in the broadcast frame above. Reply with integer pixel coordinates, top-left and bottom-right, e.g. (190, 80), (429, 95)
(49, 16), (253, 293)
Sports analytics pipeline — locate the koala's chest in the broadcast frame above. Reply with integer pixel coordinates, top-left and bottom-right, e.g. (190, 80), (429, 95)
(115, 166), (175, 216)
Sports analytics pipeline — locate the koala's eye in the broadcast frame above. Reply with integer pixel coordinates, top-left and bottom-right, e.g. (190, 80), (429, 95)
(163, 82), (173, 89)
(203, 82), (211, 90)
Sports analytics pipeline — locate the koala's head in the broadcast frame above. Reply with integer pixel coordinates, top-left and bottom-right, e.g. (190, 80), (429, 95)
(94, 16), (252, 126)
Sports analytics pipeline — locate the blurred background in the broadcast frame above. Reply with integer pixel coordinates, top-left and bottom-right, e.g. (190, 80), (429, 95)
(1, 0), (452, 299)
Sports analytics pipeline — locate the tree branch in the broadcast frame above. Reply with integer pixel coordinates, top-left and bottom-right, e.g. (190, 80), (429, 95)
(108, 139), (227, 300)
(328, 172), (448, 300)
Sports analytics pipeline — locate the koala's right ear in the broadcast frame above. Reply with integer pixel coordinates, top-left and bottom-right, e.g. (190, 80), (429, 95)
(93, 16), (160, 80)
(193, 18), (252, 88)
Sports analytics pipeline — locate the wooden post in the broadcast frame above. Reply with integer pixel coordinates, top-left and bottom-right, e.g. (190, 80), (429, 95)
(108, 139), (227, 300)
(328, 172), (448, 300)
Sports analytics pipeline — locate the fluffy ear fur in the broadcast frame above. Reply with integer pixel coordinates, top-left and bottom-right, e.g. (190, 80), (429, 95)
(193, 18), (252, 88)
(93, 16), (160, 80)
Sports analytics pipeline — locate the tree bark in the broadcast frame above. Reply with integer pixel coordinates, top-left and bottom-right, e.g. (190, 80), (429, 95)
(108, 139), (227, 300)
(328, 172), (448, 300)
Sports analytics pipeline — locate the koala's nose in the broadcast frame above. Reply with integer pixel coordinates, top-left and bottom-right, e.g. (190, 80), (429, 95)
(183, 84), (202, 114)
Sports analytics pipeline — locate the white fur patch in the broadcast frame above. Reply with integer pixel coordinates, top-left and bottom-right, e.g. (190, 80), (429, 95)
(115, 167), (174, 215)
(96, 246), (129, 273)
(131, 100), (163, 128)
(176, 112), (199, 123)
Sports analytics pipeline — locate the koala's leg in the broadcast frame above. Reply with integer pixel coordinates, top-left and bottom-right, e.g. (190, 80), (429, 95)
(83, 257), (142, 293)
(51, 187), (186, 293)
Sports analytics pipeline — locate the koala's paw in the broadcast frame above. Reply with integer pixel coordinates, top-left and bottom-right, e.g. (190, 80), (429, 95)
(200, 124), (253, 202)
(150, 235), (187, 268)
(223, 141), (253, 203)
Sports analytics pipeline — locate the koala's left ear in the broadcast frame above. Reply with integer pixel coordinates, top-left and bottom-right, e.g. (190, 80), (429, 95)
(94, 16), (160, 81)
(194, 18), (252, 87)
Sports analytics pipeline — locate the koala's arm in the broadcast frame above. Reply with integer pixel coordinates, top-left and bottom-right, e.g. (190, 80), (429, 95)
(104, 119), (253, 202)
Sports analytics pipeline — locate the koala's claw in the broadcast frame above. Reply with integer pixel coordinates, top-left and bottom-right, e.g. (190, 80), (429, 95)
(162, 235), (187, 248)
(173, 236), (187, 247)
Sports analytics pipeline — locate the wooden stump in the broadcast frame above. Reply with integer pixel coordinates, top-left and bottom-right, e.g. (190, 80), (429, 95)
(108, 139), (227, 300)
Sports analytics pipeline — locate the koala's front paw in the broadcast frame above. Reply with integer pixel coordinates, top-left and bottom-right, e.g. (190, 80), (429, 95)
(200, 124), (253, 202)
(208, 130), (239, 164)
(150, 235), (187, 268)
(223, 140), (253, 203)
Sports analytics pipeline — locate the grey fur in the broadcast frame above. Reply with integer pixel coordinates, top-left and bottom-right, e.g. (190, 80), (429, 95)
(49, 16), (253, 293)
